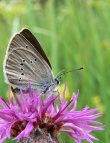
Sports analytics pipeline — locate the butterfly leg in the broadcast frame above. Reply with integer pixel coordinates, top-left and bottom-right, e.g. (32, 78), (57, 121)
(11, 87), (20, 93)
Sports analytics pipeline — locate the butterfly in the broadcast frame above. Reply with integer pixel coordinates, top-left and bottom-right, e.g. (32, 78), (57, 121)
(3, 28), (60, 93)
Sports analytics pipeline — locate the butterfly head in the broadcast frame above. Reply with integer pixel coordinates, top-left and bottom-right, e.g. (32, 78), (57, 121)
(55, 78), (60, 86)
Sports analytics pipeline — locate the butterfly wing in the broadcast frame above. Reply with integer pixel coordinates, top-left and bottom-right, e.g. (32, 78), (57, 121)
(20, 28), (52, 69)
(4, 31), (54, 91)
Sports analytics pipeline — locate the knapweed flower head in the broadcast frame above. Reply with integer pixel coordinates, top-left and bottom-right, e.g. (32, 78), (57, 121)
(0, 86), (104, 143)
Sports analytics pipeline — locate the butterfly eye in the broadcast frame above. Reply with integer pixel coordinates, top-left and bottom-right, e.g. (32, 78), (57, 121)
(26, 45), (28, 48)
(20, 68), (23, 70)
(55, 79), (60, 85)
(30, 60), (33, 63)
(35, 59), (37, 61)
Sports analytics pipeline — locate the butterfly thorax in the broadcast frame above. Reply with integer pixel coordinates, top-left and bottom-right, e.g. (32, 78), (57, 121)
(42, 78), (60, 94)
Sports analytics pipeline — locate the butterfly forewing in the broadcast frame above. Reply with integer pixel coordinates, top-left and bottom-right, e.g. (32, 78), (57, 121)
(6, 33), (49, 65)
(20, 29), (52, 69)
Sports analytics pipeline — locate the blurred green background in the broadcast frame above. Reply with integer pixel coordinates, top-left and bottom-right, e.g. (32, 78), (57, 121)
(0, 0), (109, 142)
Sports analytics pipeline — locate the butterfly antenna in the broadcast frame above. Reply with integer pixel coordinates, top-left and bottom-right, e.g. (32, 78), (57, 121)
(55, 69), (65, 78)
(57, 67), (84, 78)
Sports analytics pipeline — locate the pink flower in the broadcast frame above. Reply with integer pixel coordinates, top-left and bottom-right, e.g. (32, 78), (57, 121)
(0, 86), (104, 143)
